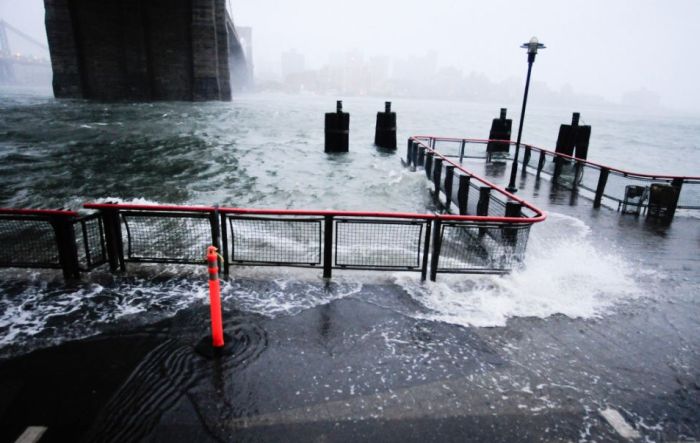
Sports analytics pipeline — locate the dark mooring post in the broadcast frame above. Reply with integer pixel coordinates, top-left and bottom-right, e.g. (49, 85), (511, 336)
(486, 108), (512, 160)
(375, 101), (397, 149)
(555, 112), (592, 160)
(325, 100), (349, 153)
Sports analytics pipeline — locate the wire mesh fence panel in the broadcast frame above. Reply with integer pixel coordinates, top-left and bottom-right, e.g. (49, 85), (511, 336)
(466, 182), (481, 215)
(488, 194), (507, 217)
(531, 152), (558, 177)
(551, 160), (580, 190)
(576, 164), (603, 195)
(603, 173), (668, 208)
(678, 181), (700, 209)
(464, 141), (489, 159)
(229, 217), (322, 265)
(0, 217), (60, 267)
(432, 139), (463, 157)
(335, 219), (425, 269)
(74, 214), (107, 271)
(437, 222), (530, 273)
(122, 213), (213, 264)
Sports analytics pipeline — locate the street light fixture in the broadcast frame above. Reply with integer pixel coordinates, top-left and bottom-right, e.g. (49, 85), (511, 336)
(506, 37), (545, 193)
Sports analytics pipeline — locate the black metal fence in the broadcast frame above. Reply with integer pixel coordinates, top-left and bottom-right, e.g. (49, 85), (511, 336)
(0, 140), (544, 281)
(517, 147), (698, 217)
(408, 136), (700, 219)
(405, 138), (543, 221)
(0, 209), (106, 278)
(222, 214), (432, 278)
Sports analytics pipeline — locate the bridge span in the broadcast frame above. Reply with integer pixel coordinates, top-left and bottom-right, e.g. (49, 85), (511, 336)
(44, 0), (251, 101)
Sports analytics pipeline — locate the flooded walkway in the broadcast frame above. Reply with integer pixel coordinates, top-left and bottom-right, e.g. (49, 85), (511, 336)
(1, 146), (698, 442)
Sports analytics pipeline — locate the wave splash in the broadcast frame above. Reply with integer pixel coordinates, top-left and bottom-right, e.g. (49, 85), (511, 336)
(394, 212), (653, 328)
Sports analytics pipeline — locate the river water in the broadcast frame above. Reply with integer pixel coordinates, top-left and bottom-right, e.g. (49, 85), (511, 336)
(0, 87), (699, 441)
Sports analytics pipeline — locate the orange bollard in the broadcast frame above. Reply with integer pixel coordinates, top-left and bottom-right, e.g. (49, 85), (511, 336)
(207, 246), (224, 348)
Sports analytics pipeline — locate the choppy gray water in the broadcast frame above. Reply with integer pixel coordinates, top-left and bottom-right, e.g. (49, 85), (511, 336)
(1, 87), (698, 211)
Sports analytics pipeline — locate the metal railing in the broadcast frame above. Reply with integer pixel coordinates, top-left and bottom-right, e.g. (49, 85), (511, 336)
(79, 203), (538, 281)
(75, 176), (542, 281)
(0, 208), (106, 278)
(0, 140), (546, 281)
(409, 136), (700, 216)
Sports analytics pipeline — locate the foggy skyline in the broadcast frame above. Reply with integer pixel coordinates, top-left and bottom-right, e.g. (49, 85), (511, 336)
(2, 0), (699, 112)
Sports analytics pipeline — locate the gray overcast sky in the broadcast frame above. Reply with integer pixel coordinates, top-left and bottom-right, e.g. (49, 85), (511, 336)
(2, 0), (699, 110)
(232, 0), (700, 110)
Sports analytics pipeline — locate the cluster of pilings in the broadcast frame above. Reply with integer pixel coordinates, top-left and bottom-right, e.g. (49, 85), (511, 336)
(325, 101), (397, 153)
(484, 108), (591, 161)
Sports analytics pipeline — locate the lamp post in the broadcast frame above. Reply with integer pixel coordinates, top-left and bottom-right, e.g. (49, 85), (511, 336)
(506, 37), (545, 193)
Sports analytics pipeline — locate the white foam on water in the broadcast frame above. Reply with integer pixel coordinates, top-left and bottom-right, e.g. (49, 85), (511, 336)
(394, 212), (652, 328)
(93, 196), (164, 206)
(0, 269), (209, 354)
(220, 267), (364, 317)
(0, 209), (659, 356)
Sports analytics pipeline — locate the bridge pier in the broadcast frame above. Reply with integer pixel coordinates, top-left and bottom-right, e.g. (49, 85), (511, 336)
(44, 0), (239, 101)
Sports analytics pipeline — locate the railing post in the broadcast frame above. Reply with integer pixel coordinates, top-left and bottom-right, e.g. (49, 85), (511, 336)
(425, 152), (434, 180)
(209, 208), (222, 274)
(323, 215), (333, 279)
(101, 208), (125, 272)
(477, 187), (491, 238)
(536, 151), (546, 179)
(459, 140), (466, 163)
(220, 212), (230, 275)
(433, 158), (443, 204)
(50, 215), (80, 280)
(669, 178), (684, 220)
(504, 202), (522, 245)
(444, 165), (454, 212)
(594, 168), (610, 209)
(457, 174), (471, 215)
(429, 219), (442, 282)
(553, 156), (563, 183)
(421, 220), (432, 281)
(477, 187), (491, 216)
(417, 146), (425, 167)
(523, 145), (532, 169)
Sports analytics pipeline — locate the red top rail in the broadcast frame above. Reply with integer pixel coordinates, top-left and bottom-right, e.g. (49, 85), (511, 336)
(83, 201), (545, 224)
(83, 203), (214, 213)
(413, 135), (700, 181)
(411, 138), (547, 221)
(0, 208), (78, 217)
